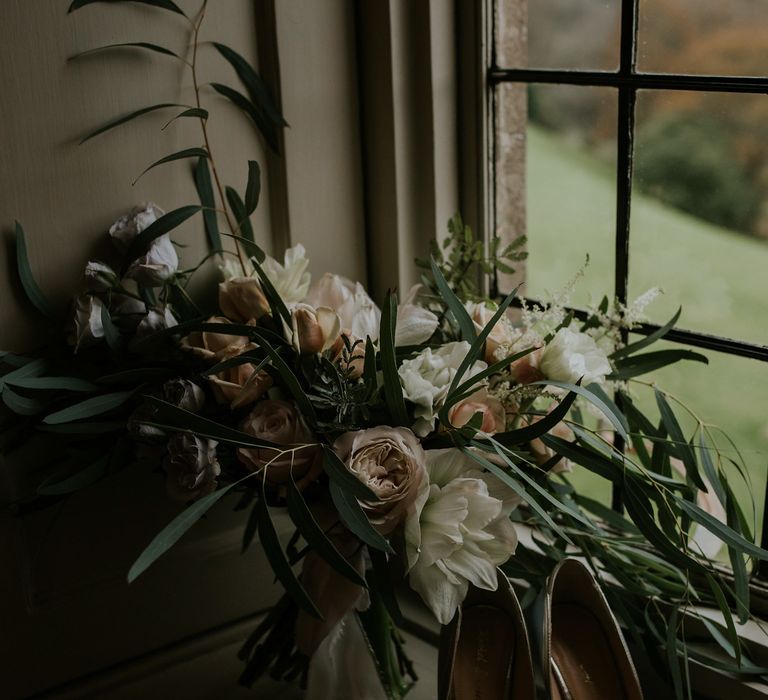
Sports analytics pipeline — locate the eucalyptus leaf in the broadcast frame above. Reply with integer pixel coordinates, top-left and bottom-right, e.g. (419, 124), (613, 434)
(225, 186), (261, 259)
(210, 83), (280, 154)
(80, 103), (186, 143)
(256, 491), (322, 619)
(429, 257), (476, 342)
(611, 307), (682, 359)
(193, 157), (222, 253)
(212, 43), (286, 127)
(37, 454), (110, 495)
(162, 108), (209, 130)
(322, 446), (378, 501)
(100, 303), (122, 350)
(38, 420), (126, 434)
(610, 349), (708, 380)
(244, 160), (261, 214)
(241, 500), (260, 553)
(287, 478), (367, 587)
(2, 387), (48, 415)
(133, 147), (208, 184)
(128, 481), (238, 583)
(490, 388), (578, 446)
(70, 41), (181, 60)
(6, 376), (98, 392)
(705, 574), (742, 666)
(655, 389), (706, 491)
(257, 338), (316, 423)
(43, 390), (135, 424)
(329, 481), (392, 553)
(380, 292), (408, 427)
(15, 222), (52, 317)
(128, 205), (201, 259)
(68, 0), (185, 13)
(143, 397), (280, 448)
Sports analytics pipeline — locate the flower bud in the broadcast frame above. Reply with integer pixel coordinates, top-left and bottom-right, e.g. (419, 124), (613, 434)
(163, 378), (205, 413)
(68, 294), (105, 351)
(286, 304), (341, 355)
(125, 235), (178, 287)
(218, 277), (270, 322)
(165, 432), (221, 502)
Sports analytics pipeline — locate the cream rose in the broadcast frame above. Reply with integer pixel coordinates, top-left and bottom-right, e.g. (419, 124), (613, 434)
(333, 426), (427, 535)
(448, 388), (506, 434)
(125, 235), (178, 287)
(398, 341), (487, 437)
(539, 327), (611, 385)
(237, 400), (321, 491)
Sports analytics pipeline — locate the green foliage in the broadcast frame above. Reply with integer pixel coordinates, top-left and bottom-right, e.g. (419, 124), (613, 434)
(635, 115), (761, 233)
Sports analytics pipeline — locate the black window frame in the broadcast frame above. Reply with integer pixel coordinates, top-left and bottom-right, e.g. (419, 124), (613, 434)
(488, 0), (768, 573)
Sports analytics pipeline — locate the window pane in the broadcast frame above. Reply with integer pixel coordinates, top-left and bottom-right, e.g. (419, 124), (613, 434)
(630, 90), (768, 344)
(495, 0), (620, 71)
(524, 84), (617, 309)
(638, 0), (768, 77)
(626, 343), (768, 546)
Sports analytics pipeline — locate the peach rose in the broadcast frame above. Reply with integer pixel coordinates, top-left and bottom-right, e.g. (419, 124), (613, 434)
(207, 367), (273, 409)
(465, 301), (519, 363)
(509, 347), (544, 385)
(237, 400), (321, 491)
(528, 415), (574, 474)
(218, 277), (270, 323)
(333, 427), (427, 534)
(448, 388), (507, 434)
(181, 316), (256, 361)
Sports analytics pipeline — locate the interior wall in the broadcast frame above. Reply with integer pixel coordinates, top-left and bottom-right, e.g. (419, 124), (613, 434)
(0, 1), (367, 697)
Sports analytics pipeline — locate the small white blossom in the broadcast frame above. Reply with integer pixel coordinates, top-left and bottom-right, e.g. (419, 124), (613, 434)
(109, 203), (164, 252)
(125, 235), (178, 287)
(306, 272), (380, 340)
(262, 244), (311, 304)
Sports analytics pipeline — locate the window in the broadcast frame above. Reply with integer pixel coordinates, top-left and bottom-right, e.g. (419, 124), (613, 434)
(490, 0), (768, 569)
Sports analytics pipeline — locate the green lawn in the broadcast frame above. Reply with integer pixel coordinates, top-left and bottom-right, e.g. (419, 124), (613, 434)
(525, 125), (768, 531)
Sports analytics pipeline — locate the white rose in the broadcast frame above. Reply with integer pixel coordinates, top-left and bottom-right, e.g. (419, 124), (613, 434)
(109, 203), (164, 252)
(137, 306), (177, 337)
(306, 272), (381, 341)
(404, 448), (519, 624)
(539, 327), (611, 385)
(125, 235), (178, 287)
(262, 244), (311, 304)
(69, 294), (104, 351)
(398, 341), (487, 437)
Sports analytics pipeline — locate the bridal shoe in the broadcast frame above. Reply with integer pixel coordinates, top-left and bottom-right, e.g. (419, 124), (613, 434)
(438, 570), (536, 700)
(541, 558), (643, 700)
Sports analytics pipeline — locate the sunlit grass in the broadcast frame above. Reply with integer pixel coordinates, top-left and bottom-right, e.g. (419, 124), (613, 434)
(526, 125), (768, 533)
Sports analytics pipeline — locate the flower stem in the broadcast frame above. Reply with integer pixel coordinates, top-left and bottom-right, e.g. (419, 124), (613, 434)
(190, 0), (249, 276)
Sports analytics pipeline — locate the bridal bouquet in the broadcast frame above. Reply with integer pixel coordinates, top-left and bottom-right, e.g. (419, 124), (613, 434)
(3, 2), (767, 698)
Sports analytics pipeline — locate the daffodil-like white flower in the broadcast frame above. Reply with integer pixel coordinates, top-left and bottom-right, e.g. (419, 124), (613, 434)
(262, 244), (311, 304)
(405, 449), (519, 624)
(398, 341), (487, 437)
(539, 327), (611, 385)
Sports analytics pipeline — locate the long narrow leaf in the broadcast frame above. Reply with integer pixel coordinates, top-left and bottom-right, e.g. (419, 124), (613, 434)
(329, 481), (392, 553)
(380, 292), (408, 427)
(128, 481), (238, 582)
(322, 446), (378, 501)
(611, 307), (681, 359)
(212, 43), (286, 127)
(655, 389), (707, 491)
(287, 479), (367, 587)
(225, 186), (262, 260)
(69, 0), (184, 13)
(210, 83), (280, 153)
(705, 574), (742, 666)
(429, 258), (476, 342)
(245, 160), (261, 214)
(133, 147), (208, 184)
(257, 339), (316, 422)
(161, 108), (208, 130)
(6, 376), (98, 392)
(256, 489), (322, 619)
(528, 379), (629, 441)
(128, 205), (201, 259)
(15, 222), (52, 317)
(80, 103), (184, 143)
(193, 157), (222, 253)
(70, 42), (181, 60)
(490, 388), (578, 445)
(2, 387), (48, 415)
(610, 349), (708, 380)
(43, 390), (134, 424)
